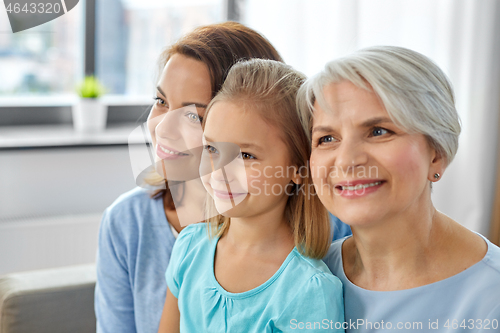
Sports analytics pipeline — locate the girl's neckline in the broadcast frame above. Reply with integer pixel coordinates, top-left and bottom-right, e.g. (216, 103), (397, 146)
(337, 233), (490, 294)
(210, 233), (297, 299)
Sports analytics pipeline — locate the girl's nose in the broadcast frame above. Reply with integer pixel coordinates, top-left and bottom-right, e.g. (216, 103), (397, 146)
(210, 166), (230, 183)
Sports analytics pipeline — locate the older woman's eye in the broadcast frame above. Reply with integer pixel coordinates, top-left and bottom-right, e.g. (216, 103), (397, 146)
(318, 135), (336, 145)
(371, 127), (391, 137)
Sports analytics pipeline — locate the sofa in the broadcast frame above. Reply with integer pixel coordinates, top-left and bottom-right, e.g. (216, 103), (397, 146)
(0, 264), (96, 333)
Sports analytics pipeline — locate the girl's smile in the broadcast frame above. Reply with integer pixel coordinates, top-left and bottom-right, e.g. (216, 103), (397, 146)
(202, 100), (296, 218)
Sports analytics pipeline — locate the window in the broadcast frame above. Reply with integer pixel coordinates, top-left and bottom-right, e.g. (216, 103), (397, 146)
(0, 0), (225, 98)
(0, 2), (83, 96)
(96, 0), (225, 96)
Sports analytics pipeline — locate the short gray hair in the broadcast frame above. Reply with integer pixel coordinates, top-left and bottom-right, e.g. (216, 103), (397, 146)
(297, 45), (461, 165)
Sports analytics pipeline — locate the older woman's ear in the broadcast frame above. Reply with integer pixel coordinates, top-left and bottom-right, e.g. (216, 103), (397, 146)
(428, 148), (446, 182)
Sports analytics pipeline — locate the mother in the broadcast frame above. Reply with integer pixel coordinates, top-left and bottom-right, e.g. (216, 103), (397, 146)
(299, 46), (500, 332)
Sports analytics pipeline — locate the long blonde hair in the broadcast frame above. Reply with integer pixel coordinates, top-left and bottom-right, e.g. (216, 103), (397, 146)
(202, 59), (331, 259)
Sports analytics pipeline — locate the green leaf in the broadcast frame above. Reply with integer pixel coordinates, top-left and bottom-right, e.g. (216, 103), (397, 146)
(76, 76), (106, 98)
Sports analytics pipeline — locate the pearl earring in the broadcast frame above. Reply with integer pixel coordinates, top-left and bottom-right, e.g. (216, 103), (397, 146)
(434, 173), (440, 180)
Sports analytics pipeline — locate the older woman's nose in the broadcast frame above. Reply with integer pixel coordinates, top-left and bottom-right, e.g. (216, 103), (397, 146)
(335, 139), (368, 171)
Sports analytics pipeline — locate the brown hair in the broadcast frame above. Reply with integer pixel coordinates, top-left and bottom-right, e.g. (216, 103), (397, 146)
(150, 22), (283, 208)
(202, 59), (331, 259)
(159, 21), (283, 99)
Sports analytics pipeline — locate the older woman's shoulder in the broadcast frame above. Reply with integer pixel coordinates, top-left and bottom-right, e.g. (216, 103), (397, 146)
(322, 236), (351, 278)
(479, 235), (500, 275)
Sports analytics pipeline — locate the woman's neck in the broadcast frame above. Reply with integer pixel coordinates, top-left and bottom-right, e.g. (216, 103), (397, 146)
(344, 198), (486, 291)
(345, 196), (443, 290)
(164, 180), (207, 233)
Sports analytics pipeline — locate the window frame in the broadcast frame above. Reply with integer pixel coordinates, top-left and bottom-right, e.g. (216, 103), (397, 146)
(0, 0), (238, 110)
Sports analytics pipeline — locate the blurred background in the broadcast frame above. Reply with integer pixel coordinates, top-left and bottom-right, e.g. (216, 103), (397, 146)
(0, 0), (499, 276)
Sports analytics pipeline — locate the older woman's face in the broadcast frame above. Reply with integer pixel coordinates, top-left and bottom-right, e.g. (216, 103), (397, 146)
(310, 80), (440, 226)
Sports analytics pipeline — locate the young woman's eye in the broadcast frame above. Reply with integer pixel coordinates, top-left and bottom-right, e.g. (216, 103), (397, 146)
(317, 135), (336, 145)
(239, 152), (256, 160)
(153, 97), (168, 108)
(371, 127), (391, 137)
(185, 112), (202, 123)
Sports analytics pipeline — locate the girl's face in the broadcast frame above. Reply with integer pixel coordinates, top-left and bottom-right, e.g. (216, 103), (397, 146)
(201, 100), (298, 218)
(310, 80), (443, 227)
(147, 53), (212, 180)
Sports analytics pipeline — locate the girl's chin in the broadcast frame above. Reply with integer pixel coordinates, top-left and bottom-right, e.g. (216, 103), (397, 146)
(216, 208), (241, 218)
(214, 201), (244, 216)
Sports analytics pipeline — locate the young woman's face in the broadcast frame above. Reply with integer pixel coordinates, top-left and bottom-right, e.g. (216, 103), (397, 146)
(201, 100), (296, 218)
(147, 53), (212, 180)
(310, 80), (440, 227)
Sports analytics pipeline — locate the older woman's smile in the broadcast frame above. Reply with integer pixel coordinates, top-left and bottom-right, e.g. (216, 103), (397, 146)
(334, 179), (386, 198)
(310, 80), (434, 226)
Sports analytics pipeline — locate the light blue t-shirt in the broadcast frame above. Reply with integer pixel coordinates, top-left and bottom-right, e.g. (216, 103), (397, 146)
(166, 223), (345, 332)
(94, 187), (350, 333)
(323, 235), (500, 333)
(95, 187), (176, 333)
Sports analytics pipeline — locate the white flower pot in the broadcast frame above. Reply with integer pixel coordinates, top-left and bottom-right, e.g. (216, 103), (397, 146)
(72, 99), (108, 132)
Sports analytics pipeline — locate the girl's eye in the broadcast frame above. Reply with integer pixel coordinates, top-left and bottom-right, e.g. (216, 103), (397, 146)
(153, 97), (168, 108)
(318, 135), (337, 145)
(239, 152), (256, 160)
(205, 145), (218, 154)
(371, 127), (391, 137)
(186, 112), (202, 123)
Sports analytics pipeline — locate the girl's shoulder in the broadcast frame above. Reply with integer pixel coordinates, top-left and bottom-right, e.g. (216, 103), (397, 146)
(177, 223), (209, 240)
(165, 223), (212, 297)
(273, 250), (345, 330)
(174, 223), (210, 253)
(288, 249), (343, 292)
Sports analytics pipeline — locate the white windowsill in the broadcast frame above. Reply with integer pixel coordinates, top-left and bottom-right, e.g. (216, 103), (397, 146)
(0, 95), (153, 107)
(0, 124), (146, 148)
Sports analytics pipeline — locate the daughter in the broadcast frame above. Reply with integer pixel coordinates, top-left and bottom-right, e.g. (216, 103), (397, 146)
(158, 59), (344, 332)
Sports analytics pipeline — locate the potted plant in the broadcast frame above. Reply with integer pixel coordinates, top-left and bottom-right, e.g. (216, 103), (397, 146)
(73, 76), (107, 132)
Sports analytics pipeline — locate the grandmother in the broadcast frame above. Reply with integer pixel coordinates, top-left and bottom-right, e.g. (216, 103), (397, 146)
(298, 46), (500, 332)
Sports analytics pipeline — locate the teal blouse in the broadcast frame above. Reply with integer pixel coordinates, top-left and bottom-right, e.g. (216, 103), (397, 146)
(166, 223), (345, 332)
